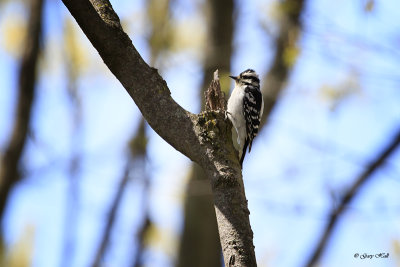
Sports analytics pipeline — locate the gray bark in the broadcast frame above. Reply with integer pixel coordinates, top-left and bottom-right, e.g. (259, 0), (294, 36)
(62, 0), (257, 265)
(178, 0), (234, 266)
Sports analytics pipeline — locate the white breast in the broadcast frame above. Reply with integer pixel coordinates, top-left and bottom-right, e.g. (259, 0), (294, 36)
(227, 85), (247, 155)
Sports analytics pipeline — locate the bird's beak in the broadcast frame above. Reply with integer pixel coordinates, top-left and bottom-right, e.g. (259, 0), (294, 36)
(229, 75), (237, 81)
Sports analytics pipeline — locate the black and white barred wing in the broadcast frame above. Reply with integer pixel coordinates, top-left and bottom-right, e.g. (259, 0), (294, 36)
(243, 86), (263, 152)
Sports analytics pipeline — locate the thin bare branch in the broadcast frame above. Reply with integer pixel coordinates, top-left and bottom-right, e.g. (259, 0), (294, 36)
(0, 0), (44, 237)
(260, 0), (305, 128)
(92, 119), (148, 267)
(60, 22), (84, 267)
(91, 166), (130, 267)
(305, 126), (400, 267)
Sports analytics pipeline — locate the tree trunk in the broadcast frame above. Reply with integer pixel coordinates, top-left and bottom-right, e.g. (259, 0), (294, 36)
(178, 0), (234, 266)
(62, 0), (257, 265)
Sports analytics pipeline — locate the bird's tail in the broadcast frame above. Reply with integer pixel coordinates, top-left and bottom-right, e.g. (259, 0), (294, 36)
(240, 139), (249, 168)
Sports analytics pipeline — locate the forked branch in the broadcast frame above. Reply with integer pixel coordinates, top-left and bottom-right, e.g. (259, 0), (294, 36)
(62, 0), (257, 265)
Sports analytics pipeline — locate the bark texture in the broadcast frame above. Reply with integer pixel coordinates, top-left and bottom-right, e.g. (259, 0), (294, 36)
(177, 163), (221, 267)
(196, 110), (256, 267)
(63, 0), (204, 162)
(178, 1), (234, 266)
(62, 0), (256, 265)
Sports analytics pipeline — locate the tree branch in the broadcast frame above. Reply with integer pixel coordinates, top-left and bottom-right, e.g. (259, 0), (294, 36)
(197, 109), (256, 266)
(62, 0), (203, 163)
(260, 0), (304, 128)
(0, 0), (44, 232)
(92, 118), (149, 267)
(178, 0), (234, 266)
(62, 0), (257, 265)
(305, 126), (400, 267)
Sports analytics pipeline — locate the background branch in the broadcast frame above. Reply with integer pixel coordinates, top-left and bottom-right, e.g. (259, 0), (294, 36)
(91, 166), (130, 267)
(91, 118), (149, 267)
(259, 0), (305, 128)
(178, 0), (233, 265)
(0, 0), (44, 247)
(305, 126), (400, 267)
(0, 0), (398, 266)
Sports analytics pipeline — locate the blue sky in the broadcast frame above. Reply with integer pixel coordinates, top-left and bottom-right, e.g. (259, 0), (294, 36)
(1, 0), (400, 267)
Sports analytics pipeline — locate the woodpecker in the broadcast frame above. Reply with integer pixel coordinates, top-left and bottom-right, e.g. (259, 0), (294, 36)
(227, 69), (264, 167)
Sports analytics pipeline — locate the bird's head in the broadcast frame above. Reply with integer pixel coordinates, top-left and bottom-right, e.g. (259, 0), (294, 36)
(229, 69), (260, 87)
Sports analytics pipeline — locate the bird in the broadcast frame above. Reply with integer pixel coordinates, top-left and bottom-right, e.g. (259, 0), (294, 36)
(227, 69), (264, 167)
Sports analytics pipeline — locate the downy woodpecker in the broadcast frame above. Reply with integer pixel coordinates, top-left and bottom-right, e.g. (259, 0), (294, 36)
(227, 69), (264, 167)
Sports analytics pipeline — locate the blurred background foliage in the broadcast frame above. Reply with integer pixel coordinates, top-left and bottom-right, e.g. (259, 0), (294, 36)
(0, 0), (400, 267)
